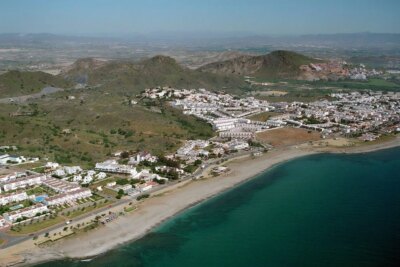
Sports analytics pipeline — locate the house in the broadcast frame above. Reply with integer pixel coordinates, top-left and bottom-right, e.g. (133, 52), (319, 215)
(96, 172), (107, 180)
(130, 152), (158, 165)
(115, 184), (132, 193)
(3, 204), (48, 223)
(0, 154), (26, 164)
(137, 181), (158, 192)
(72, 175), (82, 182)
(134, 169), (162, 181)
(82, 175), (93, 184)
(45, 162), (59, 170)
(53, 169), (66, 177)
(64, 166), (82, 175)
(106, 181), (116, 187)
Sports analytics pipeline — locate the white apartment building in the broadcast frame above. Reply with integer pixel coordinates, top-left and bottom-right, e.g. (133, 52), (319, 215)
(42, 176), (81, 193)
(95, 160), (138, 176)
(2, 174), (44, 192)
(44, 188), (92, 206)
(3, 204), (48, 223)
(0, 172), (18, 184)
(212, 118), (238, 131)
(219, 130), (254, 139)
(0, 191), (29, 206)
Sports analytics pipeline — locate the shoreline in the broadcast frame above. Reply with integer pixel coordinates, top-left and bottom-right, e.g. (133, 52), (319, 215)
(1, 137), (399, 267)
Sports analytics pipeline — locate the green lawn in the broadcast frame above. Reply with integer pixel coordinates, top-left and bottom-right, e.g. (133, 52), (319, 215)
(66, 200), (112, 219)
(9, 216), (65, 235)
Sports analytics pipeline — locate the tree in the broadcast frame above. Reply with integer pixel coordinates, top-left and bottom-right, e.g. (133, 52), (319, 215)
(120, 151), (130, 159)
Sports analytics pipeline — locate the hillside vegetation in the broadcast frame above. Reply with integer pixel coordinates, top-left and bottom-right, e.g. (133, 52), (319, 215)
(62, 55), (247, 94)
(0, 88), (214, 167)
(0, 70), (73, 98)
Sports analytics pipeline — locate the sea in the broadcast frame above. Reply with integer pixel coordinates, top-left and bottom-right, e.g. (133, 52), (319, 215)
(36, 147), (400, 267)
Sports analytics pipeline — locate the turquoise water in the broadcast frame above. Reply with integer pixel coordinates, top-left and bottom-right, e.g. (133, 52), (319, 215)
(37, 148), (400, 267)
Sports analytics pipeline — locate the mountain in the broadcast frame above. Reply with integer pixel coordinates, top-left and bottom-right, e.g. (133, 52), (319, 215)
(0, 70), (73, 98)
(61, 55), (246, 93)
(198, 50), (321, 79)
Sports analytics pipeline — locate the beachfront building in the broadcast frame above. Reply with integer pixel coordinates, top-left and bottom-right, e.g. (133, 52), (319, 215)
(136, 181), (158, 192)
(0, 191), (29, 206)
(176, 140), (210, 159)
(3, 204), (48, 223)
(44, 188), (92, 206)
(226, 140), (249, 151)
(1, 174), (44, 192)
(95, 160), (138, 176)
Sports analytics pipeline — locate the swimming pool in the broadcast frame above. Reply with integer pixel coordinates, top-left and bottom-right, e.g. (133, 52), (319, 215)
(34, 195), (48, 202)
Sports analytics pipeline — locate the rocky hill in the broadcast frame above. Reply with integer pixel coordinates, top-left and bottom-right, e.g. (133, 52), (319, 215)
(198, 50), (322, 79)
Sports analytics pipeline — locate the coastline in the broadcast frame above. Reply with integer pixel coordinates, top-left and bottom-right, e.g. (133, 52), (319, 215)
(1, 137), (399, 267)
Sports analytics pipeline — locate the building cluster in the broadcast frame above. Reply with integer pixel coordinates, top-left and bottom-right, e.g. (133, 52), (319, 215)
(0, 171), (93, 227)
(143, 88), (277, 139)
(299, 62), (383, 81)
(45, 162), (107, 185)
(272, 91), (400, 138)
(144, 87), (399, 142)
(0, 154), (39, 165)
(348, 64), (382, 80)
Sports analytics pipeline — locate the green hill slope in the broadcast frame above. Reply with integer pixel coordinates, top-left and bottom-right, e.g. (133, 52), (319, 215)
(62, 55), (246, 94)
(0, 70), (73, 98)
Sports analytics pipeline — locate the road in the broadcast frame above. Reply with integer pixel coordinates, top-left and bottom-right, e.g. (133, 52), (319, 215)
(0, 148), (261, 249)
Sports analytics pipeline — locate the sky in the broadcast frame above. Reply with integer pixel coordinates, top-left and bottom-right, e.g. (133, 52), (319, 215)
(0, 0), (399, 36)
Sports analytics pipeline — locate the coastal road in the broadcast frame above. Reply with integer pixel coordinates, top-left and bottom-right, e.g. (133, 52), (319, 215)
(1, 148), (260, 249)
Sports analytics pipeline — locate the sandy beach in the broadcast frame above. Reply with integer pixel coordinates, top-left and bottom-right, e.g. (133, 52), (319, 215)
(0, 137), (399, 267)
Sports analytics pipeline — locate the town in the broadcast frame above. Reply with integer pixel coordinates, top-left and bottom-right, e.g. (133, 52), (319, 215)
(0, 86), (399, 244)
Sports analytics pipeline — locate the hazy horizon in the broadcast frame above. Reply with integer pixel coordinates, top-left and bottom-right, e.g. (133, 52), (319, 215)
(1, 0), (399, 36)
